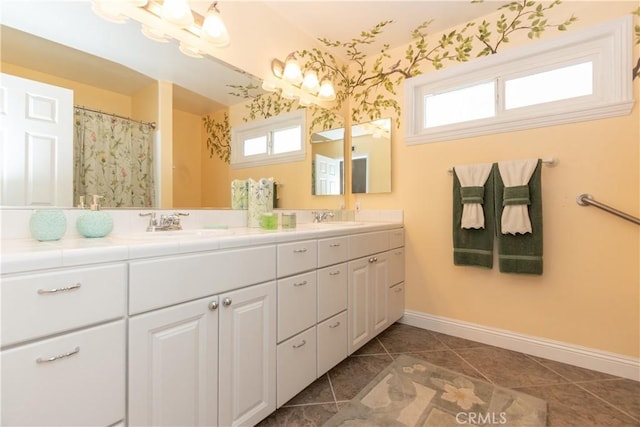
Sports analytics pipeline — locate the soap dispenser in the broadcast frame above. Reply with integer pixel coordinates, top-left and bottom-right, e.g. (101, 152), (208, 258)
(76, 195), (113, 238)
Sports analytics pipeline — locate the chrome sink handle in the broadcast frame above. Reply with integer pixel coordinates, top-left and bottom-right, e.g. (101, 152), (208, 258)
(139, 212), (158, 232)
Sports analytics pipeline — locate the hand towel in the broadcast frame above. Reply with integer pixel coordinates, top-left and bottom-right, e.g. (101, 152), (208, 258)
(497, 159), (538, 234)
(452, 167), (495, 268)
(493, 159), (543, 275)
(454, 163), (493, 229)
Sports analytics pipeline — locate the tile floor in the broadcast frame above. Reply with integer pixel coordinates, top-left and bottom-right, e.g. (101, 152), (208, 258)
(258, 323), (640, 426)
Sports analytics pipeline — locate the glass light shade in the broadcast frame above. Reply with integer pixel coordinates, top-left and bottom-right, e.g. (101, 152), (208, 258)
(261, 79), (279, 92)
(201, 7), (230, 47)
(283, 57), (303, 85)
(141, 24), (170, 42)
(298, 96), (313, 106)
(318, 78), (336, 101)
(179, 41), (203, 58)
(161, 0), (194, 27)
(91, 0), (128, 23)
(280, 89), (297, 100)
(301, 70), (320, 93)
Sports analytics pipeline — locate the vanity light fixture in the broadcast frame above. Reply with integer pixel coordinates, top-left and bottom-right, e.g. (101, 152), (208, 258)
(262, 54), (336, 106)
(91, 0), (230, 59)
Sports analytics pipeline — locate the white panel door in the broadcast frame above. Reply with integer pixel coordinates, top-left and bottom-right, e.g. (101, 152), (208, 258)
(315, 153), (341, 195)
(128, 296), (219, 427)
(0, 73), (73, 206)
(218, 281), (276, 427)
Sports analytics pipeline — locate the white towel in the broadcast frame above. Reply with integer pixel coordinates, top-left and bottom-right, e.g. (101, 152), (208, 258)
(454, 163), (493, 229)
(497, 159), (538, 235)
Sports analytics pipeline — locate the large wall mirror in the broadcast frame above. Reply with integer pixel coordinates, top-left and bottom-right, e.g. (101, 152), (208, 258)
(311, 118), (391, 196)
(0, 1), (264, 209)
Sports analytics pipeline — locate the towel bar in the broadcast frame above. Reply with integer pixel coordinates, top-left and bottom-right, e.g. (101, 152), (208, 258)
(577, 194), (640, 225)
(447, 158), (556, 173)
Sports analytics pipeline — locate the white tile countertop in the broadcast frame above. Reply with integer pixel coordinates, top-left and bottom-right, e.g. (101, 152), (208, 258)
(1, 209), (403, 275)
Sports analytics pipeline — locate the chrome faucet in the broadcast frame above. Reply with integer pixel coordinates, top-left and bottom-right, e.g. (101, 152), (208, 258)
(140, 212), (189, 231)
(312, 211), (335, 223)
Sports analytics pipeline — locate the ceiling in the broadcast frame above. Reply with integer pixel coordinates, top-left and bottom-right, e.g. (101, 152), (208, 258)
(1, 1), (502, 115)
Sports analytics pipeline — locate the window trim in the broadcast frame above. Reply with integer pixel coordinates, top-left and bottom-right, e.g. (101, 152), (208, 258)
(404, 15), (634, 145)
(231, 109), (306, 168)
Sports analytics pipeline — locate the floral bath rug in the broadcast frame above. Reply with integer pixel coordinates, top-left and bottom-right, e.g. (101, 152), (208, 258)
(323, 354), (547, 426)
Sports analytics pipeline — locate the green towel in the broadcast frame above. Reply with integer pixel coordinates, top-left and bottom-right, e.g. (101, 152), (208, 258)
(493, 160), (543, 275)
(452, 169), (494, 268)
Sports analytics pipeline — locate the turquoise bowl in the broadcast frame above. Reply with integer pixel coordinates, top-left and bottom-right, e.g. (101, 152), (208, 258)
(29, 210), (67, 241)
(76, 211), (114, 238)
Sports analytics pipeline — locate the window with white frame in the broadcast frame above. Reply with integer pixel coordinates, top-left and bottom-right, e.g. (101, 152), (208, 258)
(405, 15), (634, 145)
(231, 109), (306, 167)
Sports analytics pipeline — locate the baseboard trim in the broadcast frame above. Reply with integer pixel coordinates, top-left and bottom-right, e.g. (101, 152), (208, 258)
(400, 310), (640, 381)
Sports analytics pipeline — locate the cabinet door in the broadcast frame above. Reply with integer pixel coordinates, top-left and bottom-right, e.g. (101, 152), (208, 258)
(371, 252), (390, 336)
(128, 296), (218, 427)
(219, 281), (276, 427)
(348, 257), (372, 354)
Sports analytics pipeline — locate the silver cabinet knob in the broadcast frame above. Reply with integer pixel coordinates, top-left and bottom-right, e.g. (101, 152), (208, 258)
(209, 300), (219, 311)
(223, 297), (232, 306)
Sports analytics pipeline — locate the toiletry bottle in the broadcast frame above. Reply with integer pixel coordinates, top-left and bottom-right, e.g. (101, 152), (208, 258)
(76, 195), (114, 238)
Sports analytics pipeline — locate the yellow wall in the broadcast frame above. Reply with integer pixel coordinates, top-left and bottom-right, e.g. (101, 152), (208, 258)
(1, 62), (132, 115)
(173, 109), (202, 208)
(356, 3), (640, 358)
(201, 109), (231, 208)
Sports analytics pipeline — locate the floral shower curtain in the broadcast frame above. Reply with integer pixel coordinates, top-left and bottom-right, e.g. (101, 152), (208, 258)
(73, 109), (155, 208)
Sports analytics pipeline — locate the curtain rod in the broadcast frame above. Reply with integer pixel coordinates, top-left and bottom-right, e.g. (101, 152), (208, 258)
(74, 105), (157, 129)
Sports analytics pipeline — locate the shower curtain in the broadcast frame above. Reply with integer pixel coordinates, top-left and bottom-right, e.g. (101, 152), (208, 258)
(73, 109), (155, 208)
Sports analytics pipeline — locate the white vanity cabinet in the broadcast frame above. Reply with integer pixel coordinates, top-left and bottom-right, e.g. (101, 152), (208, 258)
(128, 246), (277, 427)
(1, 263), (127, 427)
(128, 296), (219, 427)
(347, 230), (405, 354)
(218, 281), (277, 427)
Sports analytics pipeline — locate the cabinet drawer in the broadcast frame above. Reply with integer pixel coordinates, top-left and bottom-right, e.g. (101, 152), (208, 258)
(389, 248), (405, 286)
(348, 231), (389, 259)
(317, 311), (347, 377)
(317, 263), (347, 322)
(129, 245), (276, 315)
(1, 264), (126, 346)
(388, 282), (405, 324)
(276, 327), (317, 407)
(1, 320), (125, 427)
(318, 236), (348, 268)
(389, 228), (405, 249)
(277, 240), (318, 277)
(277, 272), (317, 342)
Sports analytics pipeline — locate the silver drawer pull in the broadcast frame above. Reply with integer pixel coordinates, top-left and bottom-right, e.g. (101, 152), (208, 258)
(395, 251), (403, 255)
(292, 340), (306, 349)
(395, 287), (403, 293)
(36, 346), (80, 364)
(368, 257), (378, 263)
(329, 321), (341, 329)
(37, 283), (81, 295)
(329, 243), (341, 247)
(329, 270), (341, 276)
(293, 248), (308, 253)
(293, 280), (308, 287)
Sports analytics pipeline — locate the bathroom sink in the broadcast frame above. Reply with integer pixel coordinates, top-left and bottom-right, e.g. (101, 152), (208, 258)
(297, 221), (364, 229)
(114, 229), (234, 239)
